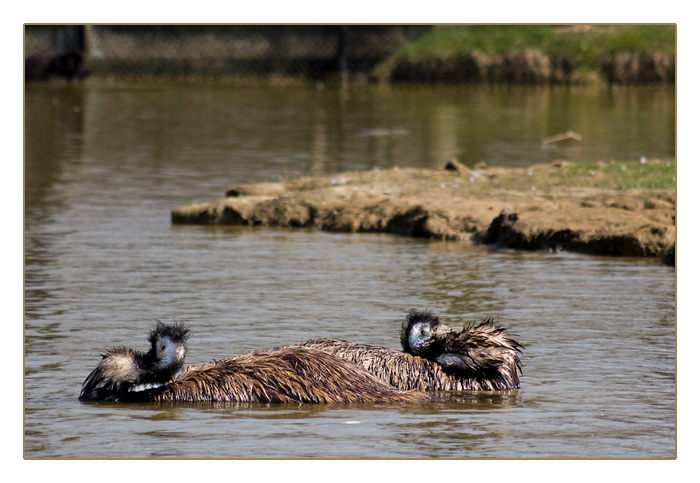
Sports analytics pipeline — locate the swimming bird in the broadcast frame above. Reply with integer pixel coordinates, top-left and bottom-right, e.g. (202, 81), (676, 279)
(299, 309), (522, 391)
(79, 322), (426, 404)
(130, 346), (427, 404)
(79, 321), (190, 401)
(401, 309), (523, 389)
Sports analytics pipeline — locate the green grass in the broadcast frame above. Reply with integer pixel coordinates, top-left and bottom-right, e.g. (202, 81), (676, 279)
(552, 160), (676, 190)
(375, 25), (676, 77)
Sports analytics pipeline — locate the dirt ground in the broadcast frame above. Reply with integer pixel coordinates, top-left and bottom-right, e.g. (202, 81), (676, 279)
(171, 160), (676, 265)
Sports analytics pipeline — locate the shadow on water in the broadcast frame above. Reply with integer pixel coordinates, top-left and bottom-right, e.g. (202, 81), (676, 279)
(76, 389), (521, 416)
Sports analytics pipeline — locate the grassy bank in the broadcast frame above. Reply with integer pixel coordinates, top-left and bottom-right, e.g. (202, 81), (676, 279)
(279, 159), (676, 194)
(491, 159), (676, 191)
(373, 25), (676, 85)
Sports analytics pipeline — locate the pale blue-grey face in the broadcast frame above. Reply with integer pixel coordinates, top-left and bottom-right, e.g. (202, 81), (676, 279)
(154, 336), (187, 369)
(407, 321), (450, 355)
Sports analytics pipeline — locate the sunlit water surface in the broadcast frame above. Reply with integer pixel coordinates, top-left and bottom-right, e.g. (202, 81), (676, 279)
(24, 84), (675, 458)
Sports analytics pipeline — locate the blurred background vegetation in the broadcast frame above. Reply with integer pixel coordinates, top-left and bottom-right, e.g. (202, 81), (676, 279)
(373, 25), (676, 84)
(25, 24), (675, 86)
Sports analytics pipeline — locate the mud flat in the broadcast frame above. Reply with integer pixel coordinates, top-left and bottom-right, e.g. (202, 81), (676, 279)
(171, 160), (675, 264)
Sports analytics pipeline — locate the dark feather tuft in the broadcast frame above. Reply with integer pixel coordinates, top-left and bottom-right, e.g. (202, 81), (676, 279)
(148, 320), (190, 344)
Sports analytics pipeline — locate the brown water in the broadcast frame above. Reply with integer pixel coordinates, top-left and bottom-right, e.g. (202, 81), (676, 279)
(24, 83), (675, 458)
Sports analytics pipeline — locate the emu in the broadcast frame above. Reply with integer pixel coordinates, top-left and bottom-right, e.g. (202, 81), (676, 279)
(79, 321), (190, 401)
(79, 322), (426, 404)
(299, 309), (522, 391)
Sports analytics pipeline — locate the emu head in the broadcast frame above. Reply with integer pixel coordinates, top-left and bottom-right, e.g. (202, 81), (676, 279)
(148, 321), (190, 372)
(400, 309), (450, 356)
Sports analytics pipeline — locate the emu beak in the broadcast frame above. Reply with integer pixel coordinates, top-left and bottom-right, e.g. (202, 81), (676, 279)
(434, 324), (451, 337)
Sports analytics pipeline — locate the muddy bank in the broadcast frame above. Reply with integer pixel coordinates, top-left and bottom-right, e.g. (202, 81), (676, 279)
(377, 48), (675, 85)
(171, 160), (675, 263)
(373, 25), (676, 86)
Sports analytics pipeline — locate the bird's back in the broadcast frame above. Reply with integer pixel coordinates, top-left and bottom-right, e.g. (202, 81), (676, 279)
(134, 346), (428, 404)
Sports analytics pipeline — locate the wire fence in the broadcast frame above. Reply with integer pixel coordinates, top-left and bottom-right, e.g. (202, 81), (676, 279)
(25, 25), (426, 85)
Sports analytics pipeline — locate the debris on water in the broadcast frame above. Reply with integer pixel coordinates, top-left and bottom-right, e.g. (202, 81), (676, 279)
(357, 127), (408, 137)
(541, 130), (583, 146)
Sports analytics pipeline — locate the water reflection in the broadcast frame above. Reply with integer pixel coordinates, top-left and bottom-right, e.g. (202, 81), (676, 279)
(33, 85), (676, 187)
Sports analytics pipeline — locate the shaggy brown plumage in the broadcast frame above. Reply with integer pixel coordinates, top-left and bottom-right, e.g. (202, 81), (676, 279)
(429, 319), (523, 389)
(79, 321), (190, 401)
(126, 346), (428, 404)
(299, 320), (522, 392)
(400, 309), (522, 389)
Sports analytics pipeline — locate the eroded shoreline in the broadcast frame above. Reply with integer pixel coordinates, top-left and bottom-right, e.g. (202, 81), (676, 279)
(171, 160), (675, 264)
